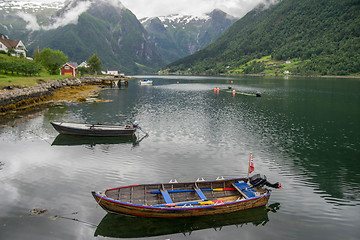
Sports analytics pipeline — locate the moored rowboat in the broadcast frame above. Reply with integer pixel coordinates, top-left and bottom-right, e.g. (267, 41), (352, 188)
(50, 121), (138, 137)
(92, 174), (281, 218)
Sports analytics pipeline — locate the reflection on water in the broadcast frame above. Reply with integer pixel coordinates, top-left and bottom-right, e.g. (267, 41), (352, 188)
(51, 134), (137, 147)
(95, 205), (279, 238)
(0, 76), (359, 240)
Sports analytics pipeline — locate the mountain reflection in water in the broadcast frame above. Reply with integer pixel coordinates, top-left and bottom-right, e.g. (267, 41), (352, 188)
(94, 204), (279, 238)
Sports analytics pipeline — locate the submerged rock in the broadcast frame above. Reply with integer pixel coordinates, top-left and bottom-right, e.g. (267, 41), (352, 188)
(29, 208), (48, 215)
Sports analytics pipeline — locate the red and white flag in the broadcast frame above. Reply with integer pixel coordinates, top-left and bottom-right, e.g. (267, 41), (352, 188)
(249, 153), (254, 174)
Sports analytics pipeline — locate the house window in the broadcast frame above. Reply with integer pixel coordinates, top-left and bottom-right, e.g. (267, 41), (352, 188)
(65, 66), (70, 70)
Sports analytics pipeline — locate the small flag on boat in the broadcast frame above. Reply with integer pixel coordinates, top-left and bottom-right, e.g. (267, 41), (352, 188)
(249, 153), (254, 173)
(248, 152), (255, 176)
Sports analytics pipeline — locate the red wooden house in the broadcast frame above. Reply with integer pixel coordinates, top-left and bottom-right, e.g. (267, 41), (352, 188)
(60, 62), (78, 77)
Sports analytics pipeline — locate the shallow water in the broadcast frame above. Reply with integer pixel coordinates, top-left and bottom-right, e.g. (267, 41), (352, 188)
(0, 75), (359, 240)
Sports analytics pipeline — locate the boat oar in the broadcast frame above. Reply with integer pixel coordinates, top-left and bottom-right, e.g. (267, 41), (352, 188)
(137, 125), (148, 136)
(147, 188), (236, 194)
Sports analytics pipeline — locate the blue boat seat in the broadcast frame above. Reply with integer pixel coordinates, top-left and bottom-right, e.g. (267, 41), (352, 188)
(160, 190), (173, 204)
(234, 182), (256, 198)
(194, 187), (207, 201)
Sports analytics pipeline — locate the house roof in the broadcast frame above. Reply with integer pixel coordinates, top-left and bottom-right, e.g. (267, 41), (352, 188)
(69, 62), (78, 67)
(0, 37), (20, 49)
(62, 62), (78, 69)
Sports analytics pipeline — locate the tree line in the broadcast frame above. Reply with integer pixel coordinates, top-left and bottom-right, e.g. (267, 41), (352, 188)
(0, 48), (102, 76)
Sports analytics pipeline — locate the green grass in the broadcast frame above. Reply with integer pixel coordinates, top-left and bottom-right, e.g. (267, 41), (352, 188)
(230, 55), (304, 76)
(0, 73), (71, 89)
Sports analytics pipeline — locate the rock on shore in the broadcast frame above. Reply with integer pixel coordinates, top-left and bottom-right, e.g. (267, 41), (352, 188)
(0, 76), (114, 111)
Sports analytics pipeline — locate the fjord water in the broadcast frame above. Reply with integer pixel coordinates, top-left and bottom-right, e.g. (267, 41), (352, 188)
(0, 75), (359, 240)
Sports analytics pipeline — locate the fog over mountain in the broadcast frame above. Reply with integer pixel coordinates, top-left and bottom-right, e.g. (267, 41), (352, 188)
(7, 0), (280, 19)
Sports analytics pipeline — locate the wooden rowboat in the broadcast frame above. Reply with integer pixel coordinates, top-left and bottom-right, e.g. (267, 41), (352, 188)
(92, 174), (281, 218)
(50, 121), (137, 137)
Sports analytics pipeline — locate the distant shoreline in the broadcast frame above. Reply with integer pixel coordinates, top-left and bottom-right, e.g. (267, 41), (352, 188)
(160, 72), (360, 79)
(221, 73), (360, 79)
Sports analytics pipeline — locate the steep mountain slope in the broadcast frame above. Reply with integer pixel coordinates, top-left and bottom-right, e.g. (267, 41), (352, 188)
(30, 1), (163, 74)
(141, 9), (237, 64)
(166, 0), (360, 76)
(1, 0), (164, 74)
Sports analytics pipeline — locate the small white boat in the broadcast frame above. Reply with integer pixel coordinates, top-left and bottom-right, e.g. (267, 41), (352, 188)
(139, 79), (152, 85)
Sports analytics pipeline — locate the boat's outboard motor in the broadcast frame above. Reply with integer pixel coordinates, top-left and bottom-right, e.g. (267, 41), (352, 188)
(249, 174), (282, 189)
(133, 121), (139, 128)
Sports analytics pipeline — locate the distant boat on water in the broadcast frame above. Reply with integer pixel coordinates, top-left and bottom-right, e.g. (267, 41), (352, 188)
(139, 79), (152, 85)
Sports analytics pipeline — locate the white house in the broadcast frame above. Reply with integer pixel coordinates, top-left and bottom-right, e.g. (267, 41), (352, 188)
(107, 69), (119, 75)
(0, 34), (27, 58)
(78, 61), (89, 68)
(284, 70), (291, 75)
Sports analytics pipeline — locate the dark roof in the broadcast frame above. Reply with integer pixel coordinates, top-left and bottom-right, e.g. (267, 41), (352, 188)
(68, 62), (78, 67)
(63, 62), (78, 69)
(0, 34), (20, 49)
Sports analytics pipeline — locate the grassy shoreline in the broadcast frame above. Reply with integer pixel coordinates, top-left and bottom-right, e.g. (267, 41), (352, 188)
(0, 75), (114, 119)
(0, 74), (72, 89)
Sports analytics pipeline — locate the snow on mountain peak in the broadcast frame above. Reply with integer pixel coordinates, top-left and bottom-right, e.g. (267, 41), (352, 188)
(2, 0), (126, 31)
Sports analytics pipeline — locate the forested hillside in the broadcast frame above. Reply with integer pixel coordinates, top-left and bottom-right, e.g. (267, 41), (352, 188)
(165, 0), (360, 76)
(27, 3), (164, 74)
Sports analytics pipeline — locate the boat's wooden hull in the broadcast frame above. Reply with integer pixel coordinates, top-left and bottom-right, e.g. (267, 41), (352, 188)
(51, 121), (136, 137)
(92, 177), (272, 218)
(92, 191), (270, 218)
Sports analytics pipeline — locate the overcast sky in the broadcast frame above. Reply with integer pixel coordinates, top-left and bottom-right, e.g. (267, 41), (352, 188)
(120, 0), (278, 18)
(19, 0), (278, 18)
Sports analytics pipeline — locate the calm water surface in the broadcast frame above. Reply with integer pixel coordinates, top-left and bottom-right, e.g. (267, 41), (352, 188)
(0, 75), (359, 240)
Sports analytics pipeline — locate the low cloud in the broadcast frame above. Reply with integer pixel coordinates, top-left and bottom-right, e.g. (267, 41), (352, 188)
(46, 0), (93, 30)
(17, 0), (279, 31)
(17, 12), (41, 31)
(18, 0), (125, 31)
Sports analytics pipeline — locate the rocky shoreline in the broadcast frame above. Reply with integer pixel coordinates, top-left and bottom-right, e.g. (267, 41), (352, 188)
(0, 76), (119, 113)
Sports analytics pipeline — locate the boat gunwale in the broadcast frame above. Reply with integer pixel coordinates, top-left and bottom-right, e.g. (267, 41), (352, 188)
(104, 177), (248, 192)
(51, 121), (135, 130)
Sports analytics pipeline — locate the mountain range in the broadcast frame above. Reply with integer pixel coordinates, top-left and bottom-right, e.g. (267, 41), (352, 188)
(141, 10), (237, 64)
(2, 0), (358, 76)
(0, 0), (237, 74)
